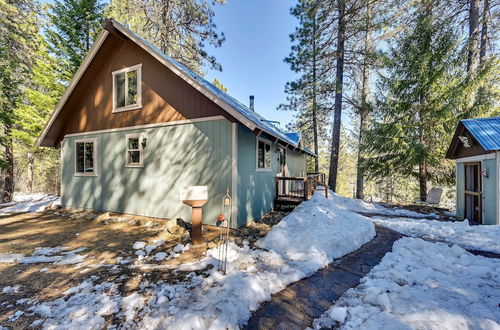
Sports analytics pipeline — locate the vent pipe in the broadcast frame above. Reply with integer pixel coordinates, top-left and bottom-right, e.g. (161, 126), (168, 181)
(249, 95), (255, 111)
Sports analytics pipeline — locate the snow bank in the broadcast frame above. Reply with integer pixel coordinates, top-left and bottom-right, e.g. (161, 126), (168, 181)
(0, 192), (59, 214)
(372, 217), (500, 253)
(257, 192), (376, 274)
(327, 192), (440, 219)
(312, 237), (500, 329)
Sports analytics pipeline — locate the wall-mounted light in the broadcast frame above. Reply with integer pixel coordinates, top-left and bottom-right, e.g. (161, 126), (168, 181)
(141, 136), (147, 149)
(481, 168), (488, 178)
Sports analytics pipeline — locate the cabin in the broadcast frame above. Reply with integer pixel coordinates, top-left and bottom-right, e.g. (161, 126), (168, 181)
(36, 19), (317, 228)
(446, 117), (500, 225)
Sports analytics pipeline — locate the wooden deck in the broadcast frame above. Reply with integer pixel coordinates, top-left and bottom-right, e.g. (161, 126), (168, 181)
(275, 173), (328, 208)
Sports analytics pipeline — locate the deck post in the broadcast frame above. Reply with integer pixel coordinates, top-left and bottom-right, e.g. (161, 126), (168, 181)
(303, 178), (308, 201)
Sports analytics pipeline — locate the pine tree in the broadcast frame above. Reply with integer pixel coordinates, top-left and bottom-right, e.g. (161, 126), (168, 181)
(13, 37), (64, 193)
(110, 0), (225, 73)
(212, 78), (227, 92)
(0, 0), (39, 202)
(46, 0), (105, 78)
(280, 0), (333, 173)
(362, 0), (496, 201)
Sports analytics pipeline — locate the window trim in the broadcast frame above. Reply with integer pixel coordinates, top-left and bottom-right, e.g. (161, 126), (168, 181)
(112, 63), (143, 113)
(125, 133), (144, 168)
(74, 138), (98, 177)
(256, 137), (272, 171)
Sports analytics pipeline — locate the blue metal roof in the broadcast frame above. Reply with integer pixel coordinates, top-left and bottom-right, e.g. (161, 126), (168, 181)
(284, 132), (301, 145)
(462, 117), (500, 151)
(114, 20), (315, 157)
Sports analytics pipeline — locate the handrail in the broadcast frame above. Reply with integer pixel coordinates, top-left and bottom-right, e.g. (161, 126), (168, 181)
(276, 173), (328, 201)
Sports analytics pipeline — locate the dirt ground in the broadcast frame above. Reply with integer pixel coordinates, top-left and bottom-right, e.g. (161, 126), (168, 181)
(0, 209), (287, 329)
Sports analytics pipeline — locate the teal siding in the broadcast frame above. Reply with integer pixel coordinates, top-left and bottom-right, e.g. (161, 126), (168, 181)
(237, 125), (278, 227)
(482, 159), (497, 225)
(286, 149), (307, 177)
(456, 162), (465, 218)
(61, 119), (232, 225)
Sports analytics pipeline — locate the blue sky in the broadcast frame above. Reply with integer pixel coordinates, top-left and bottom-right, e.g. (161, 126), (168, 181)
(204, 0), (298, 129)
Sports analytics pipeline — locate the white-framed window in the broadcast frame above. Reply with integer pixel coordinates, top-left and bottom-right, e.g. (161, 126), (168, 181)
(74, 138), (97, 176)
(125, 133), (144, 167)
(112, 64), (142, 113)
(256, 138), (272, 171)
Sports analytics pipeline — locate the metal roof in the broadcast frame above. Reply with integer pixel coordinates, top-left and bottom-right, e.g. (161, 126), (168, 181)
(116, 21), (314, 156)
(461, 117), (500, 151)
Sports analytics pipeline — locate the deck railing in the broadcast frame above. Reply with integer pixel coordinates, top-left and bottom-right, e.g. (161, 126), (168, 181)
(276, 176), (309, 200)
(276, 173), (328, 202)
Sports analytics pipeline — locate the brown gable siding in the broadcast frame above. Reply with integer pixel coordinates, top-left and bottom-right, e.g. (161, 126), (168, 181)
(50, 33), (232, 146)
(446, 124), (493, 159)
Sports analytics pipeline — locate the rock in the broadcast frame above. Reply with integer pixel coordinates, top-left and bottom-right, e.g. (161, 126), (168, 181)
(97, 212), (111, 222)
(144, 220), (158, 228)
(234, 237), (243, 245)
(176, 218), (192, 231)
(127, 219), (140, 226)
(164, 219), (179, 232)
(208, 241), (217, 249)
(164, 220), (186, 237)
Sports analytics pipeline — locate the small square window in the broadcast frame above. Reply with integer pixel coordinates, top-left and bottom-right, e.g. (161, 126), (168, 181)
(126, 134), (143, 167)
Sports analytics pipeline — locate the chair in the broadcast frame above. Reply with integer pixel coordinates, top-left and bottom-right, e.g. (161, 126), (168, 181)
(416, 187), (443, 213)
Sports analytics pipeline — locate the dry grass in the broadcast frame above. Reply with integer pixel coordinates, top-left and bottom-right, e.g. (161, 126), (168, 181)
(0, 210), (239, 329)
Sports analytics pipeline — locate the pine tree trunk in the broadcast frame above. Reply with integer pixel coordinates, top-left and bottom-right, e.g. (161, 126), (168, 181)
(2, 126), (14, 203)
(312, 11), (319, 173)
(328, 0), (345, 191)
(418, 163), (427, 202)
(27, 152), (34, 193)
(356, 0), (371, 200)
(479, 0), (489, 66)
(467, 0), (480, 76)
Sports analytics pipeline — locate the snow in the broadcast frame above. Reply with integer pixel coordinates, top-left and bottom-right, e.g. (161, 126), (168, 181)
(172, 244), (184, 253)
(0, 252), (24, 263)
(0, 245), (86, 265)
(133, 241), (146, 250)
(371, 217), (500, 253)
(0, 192), (59, 214)
(26, 191), (375, 329)
(327, 192), (440, 219)
(312, 237), (500, 330)
(257, 192), (376, 274)
(2, 285), (21, 293)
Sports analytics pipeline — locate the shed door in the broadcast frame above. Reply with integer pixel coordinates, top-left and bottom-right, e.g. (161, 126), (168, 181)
(464, 162), (482, 223)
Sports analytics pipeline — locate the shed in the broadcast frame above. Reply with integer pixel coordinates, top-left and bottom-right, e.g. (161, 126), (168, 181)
(446, 117), (500, 225)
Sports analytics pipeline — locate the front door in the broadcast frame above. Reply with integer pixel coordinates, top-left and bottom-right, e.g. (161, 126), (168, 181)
(464, 162), (482, 223)
(278, 147), (286, 177)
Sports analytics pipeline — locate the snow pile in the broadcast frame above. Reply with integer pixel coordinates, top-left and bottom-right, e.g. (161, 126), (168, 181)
(372, 217), (500, 253)
(29, 280), (131, 329)
(312, 237), (500, 329)
(0, 246), (86, 265)
(257, 192), (376, 274)
(133, 240), (190, 262)
(328, 192), (440, 219)
(0, 192), (59, 214)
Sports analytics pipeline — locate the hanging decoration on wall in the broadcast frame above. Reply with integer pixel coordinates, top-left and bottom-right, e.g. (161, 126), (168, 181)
(459, 135), (471, 148)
